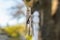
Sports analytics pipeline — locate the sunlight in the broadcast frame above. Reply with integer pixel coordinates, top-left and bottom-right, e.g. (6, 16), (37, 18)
(0, 0), (27, 27)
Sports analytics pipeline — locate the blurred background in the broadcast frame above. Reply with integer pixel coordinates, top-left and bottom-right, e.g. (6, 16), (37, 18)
(0, 0), (59, 40)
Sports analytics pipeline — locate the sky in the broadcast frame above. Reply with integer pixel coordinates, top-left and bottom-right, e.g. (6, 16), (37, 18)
(0, 0), (27, 27)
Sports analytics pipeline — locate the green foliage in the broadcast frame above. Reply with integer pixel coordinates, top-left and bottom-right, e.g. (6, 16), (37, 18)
(26, 0), (31, 2)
